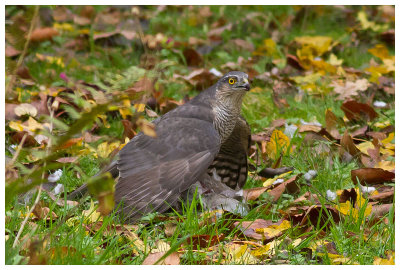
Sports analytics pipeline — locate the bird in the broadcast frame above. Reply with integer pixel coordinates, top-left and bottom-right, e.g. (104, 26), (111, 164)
(68, 71), (251, 223)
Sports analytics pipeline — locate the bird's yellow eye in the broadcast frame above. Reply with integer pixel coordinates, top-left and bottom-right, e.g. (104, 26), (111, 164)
(228, 78), (236, 85)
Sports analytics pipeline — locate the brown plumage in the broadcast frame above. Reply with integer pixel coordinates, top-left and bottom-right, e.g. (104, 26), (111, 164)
(68, 71), (251, 223)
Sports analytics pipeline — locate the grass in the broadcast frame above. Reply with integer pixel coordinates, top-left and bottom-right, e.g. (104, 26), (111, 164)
(5, 5), (395, 265)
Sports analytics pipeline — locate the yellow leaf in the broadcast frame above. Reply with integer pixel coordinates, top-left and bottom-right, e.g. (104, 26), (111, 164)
(256, 220), (291, 238)
(368, 44), (392, 60)
(97, 114), (110, 128)
(96, 141), (120, 159)
(252, 239), (282, 258)
(53, 22), (74, 32)
(327, 53), (343, 66)
(252, 244), (270, 257)
(26, 117), (43, 132)
(253, 38), (280, 59)
(374, 257), (394, 265)
(381, 132), (394, 145)
(226, 244), (259, 264)
(265, 129), (291, 159)
(8, 121), (24, 131)
(294, 36), (332, 56)
(375, 160), (395, 171)
(357, 141), (375, 155)
(357, 11), (388, 32)
(263, 171), (293, 187)
(137, 118), (157, 138)
(374, 120), (391, 128)
(134, 103), (146, 113)
(82, 200), (103, 224)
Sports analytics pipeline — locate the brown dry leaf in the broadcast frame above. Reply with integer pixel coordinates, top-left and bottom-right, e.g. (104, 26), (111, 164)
(183, 48), (203, 66)
(231, 39), (255, 51)
(369, 190), (394, 203)
(142, 251), (180, 265)
(164, 222), (177, 238)
(5, 45), (21, 57)
(121, 119), (136, 140)
(300, 205), (341, 227)
(145, 108), (159, 118)
(367, 131), (387, 140)
(187, 234), (225, 249)
(340, 130), (361, 157)
(341, 100), (378, 122)
(330, 79), (370, 100)
(127, 76), (154, 94)
(369, 203), (393, 220)
(32, 203), (58, 221)
(351, 168), (394, 185)
(177, 68), (218, 90)
(56, 157), (79, 163)
(29, 27), (59, 42)
(243, 187), (269, 201)
(83, 132), (102, 143)
(28, 240), (47, 265)
(58, 137), (83, 150)
(325, 109), (341, 139)
(298, 124), (321, 133)
(207, 23), (232, 40)
(338, 188), (357, 206)
(268, 174), (300, 202)
(6, 103), (18, 120)
(43, 189), (78, 207)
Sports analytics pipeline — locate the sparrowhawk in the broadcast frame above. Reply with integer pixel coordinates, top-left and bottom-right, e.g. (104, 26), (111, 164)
(68, 71), (251, 222)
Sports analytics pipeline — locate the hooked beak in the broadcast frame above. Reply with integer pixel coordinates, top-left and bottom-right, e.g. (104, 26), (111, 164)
(241, 77), (251, 91)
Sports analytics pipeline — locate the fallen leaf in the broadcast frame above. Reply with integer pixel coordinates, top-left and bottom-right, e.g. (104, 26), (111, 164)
(142, 252), (180, 265)
(369, 203), (393, 219)
(268, 174), (300, 202)
(5, 45), (21, 57)
(341, 100), (378, 122)
(136, 118), (157, 138)
(56, 157), (78, 163)
(231, 39), (255, 51)
(29, 27), (59, 42)
(325, 109), (341, 139)
(32, 203), (58, 221)
(243, 187), (269, 201)
(369, 190), (394, 203)
(225, 243), (259, 264)
(183, 48), (203, 66)
(331, 79), (370, 100)
(351, 168), (395, 185)
(265, 129), (291, 159)
(186, 234), (225, 249)
(340, 130), (361, 157)
(255, 219), (291, 238)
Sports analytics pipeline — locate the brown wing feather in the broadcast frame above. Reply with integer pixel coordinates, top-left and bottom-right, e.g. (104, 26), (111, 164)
(115, 104), (221, 222)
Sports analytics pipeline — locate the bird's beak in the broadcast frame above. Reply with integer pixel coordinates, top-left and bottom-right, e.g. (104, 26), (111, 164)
(241, 78), (251, 91)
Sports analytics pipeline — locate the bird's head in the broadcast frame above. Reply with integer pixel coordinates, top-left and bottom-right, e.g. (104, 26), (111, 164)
(215, 71), (250, 107)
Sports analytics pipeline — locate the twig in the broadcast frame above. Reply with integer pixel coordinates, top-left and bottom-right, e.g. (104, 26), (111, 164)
(6, 5), (39, 96)
(12, 184), (42, 248)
